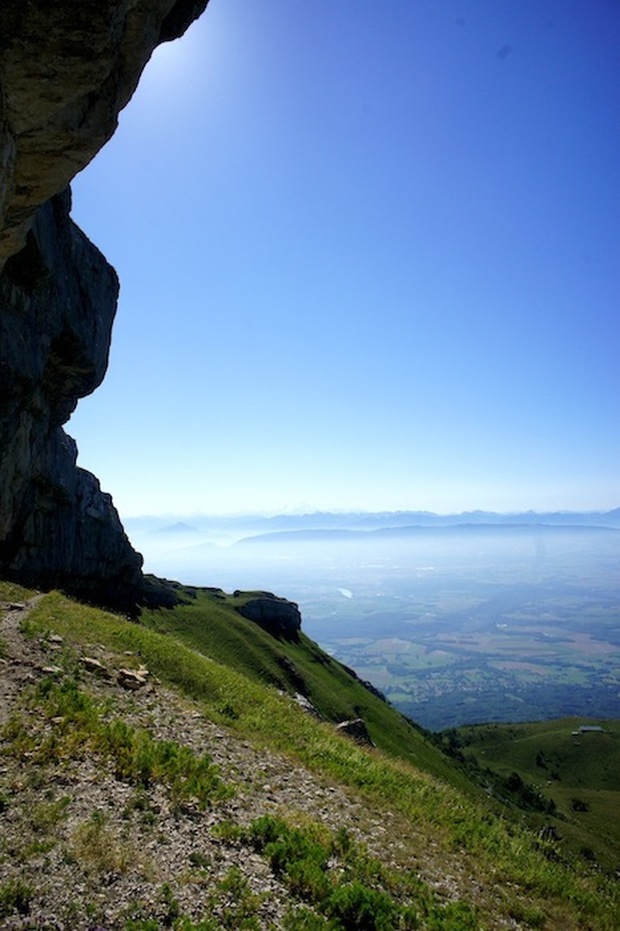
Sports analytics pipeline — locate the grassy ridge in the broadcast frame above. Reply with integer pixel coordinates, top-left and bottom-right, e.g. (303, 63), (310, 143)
(15, 588), (619, 927)
(452, 719), (620, 872)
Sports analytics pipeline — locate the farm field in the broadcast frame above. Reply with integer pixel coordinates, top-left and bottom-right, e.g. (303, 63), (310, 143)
(136, 523), (620, 730)
(307, 575), (620, 730)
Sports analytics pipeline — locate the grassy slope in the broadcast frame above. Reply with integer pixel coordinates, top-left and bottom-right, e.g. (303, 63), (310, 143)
(453, 719), (620, 872)
(140, 588), (474, 793)
(5, 583), (619, 928)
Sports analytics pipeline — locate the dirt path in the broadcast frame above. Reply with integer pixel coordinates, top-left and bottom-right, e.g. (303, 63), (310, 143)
(0, 596), (44, 726)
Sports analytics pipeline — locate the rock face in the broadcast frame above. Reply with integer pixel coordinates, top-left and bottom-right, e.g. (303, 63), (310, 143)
(0, 1), (209, 612)
(336, 718), (376, 748)
(234, 592), (303, 641)
(0, 0), (210, 264)
(0, 187), (144, 611)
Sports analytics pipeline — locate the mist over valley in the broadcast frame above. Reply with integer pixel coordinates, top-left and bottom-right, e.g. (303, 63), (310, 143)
(127, 510), (620, 730)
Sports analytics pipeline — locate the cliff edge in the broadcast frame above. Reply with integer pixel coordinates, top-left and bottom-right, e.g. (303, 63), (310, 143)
(0, 1), (209, 612)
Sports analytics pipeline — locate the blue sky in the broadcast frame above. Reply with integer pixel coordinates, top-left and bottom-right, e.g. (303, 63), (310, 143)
(69, 0), (619, 517)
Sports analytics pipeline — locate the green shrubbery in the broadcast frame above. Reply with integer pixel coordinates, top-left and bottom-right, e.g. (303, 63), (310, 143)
(245, 815), (479, 930)
(0, 879), (33, 918)
(4, 676), (232, 809)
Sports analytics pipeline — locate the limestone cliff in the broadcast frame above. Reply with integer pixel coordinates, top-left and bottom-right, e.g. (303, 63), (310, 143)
(0, 1), (209, 612)
(234, 592), (303, 642)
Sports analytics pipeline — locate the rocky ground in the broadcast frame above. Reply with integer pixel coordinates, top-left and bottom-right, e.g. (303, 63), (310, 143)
(0, 598), (496, 929)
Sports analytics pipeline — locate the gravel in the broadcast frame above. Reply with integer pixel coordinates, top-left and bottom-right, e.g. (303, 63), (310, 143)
(0, 598), (487, 929)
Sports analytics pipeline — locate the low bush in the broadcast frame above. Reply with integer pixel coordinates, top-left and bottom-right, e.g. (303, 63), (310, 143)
(0, 879), (33, 918)
(245, 814), (480, 930)
(4, 676), (232, 809)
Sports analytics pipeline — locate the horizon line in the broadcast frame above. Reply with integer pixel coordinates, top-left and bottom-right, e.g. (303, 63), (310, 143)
(122, 504), (620, 521)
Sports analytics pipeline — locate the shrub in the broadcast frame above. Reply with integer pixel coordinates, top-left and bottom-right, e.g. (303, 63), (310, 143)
(208, 867), (263, 929)
(20, 678), (232, 808)
(245, 814), (481, 930)
(0, 879), (33, 918)
(326, 881), (397, 930)
(571, 797), (589, 813)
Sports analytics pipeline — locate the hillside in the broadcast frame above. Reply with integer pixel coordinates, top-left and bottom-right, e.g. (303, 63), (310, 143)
(139, 585), (474, 794)
(2, 581), (619, 929)
(448, 719), (620, 874)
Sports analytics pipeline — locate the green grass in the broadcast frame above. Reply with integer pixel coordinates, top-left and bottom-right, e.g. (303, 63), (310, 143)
(4, 675), (232, 809)
(0, 581), (35, 603)
(124, 870), (266, 930)
(245, 814), (480, 929)
(17, 589), (620, 929)
(70, 810), (146, 877)
(451, 718), (620, 872)
(0, 879), (33, 919)
(141, 589), (474, 791)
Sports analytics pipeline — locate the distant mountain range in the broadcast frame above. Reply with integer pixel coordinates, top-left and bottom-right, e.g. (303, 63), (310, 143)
(245, 507), (620, 531)
(234, 521), (620, 547)
(125, 507), (620, 542)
